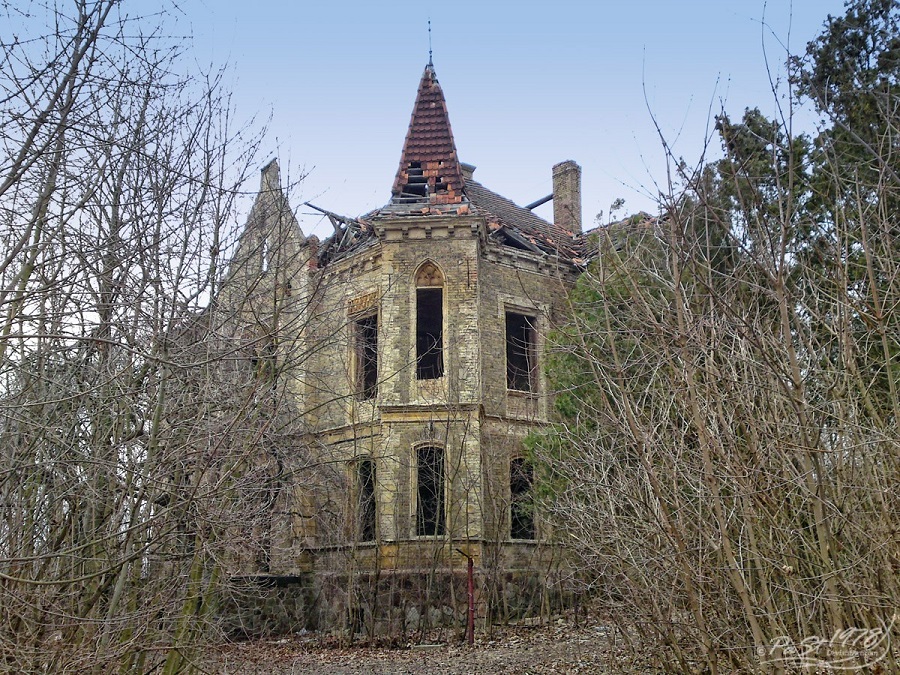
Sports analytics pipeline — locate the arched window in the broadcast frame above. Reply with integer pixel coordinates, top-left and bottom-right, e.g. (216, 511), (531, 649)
(415, 262), (444, 380)
(416, 445), (445, 536)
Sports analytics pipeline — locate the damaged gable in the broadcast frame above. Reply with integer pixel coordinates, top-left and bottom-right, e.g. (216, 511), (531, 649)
(224, 159), (307, 284)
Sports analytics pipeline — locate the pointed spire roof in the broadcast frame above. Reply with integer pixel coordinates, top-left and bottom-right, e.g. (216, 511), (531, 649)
(391, 65), (466, 205)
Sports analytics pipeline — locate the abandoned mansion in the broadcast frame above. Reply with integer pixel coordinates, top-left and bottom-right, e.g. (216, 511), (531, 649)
(212, 63), (592, 632)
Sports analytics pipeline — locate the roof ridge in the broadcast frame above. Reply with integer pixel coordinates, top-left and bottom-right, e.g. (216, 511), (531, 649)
(464, 176), (589, 262)
(464, 176), (554, 227)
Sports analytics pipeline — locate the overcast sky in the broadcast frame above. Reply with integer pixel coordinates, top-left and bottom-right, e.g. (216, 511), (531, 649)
(177, 0), (847, 237)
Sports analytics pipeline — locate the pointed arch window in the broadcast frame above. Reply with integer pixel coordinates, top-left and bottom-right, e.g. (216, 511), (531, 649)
(416, 445), (445, 536)
(415, 262), (444, 380)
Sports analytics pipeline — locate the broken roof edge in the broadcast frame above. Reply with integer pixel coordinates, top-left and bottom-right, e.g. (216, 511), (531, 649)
(489, 225), (595, 266)
(304, 202), (370, 231)
(462, 177), (591, 262)
(588, 211), (661, 236)
(371, 200), (472, 219)
(305, 201), (378, 268)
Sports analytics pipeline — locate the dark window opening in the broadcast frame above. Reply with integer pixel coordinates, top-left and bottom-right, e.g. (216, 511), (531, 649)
(357, 459), (376, 542)
(506, 312), (536, 391)
(417, 288), (443, 379)
(355, 315), (378, 399)
(417, 446), (445, 536)
(510, 458), (535, 540)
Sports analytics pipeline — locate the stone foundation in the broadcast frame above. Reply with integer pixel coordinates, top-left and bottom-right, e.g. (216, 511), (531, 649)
(219, 575), (315, 637)
(221, 567), (573, 638)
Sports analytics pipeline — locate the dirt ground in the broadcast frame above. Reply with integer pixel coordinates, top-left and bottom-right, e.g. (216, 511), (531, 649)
(204, 618), (653, 674)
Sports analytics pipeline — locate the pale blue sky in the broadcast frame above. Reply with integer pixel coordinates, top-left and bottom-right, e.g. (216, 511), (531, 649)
(179, 0), (847, 237)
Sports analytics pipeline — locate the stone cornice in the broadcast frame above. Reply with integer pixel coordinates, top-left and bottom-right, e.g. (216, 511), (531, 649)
(373, 214), (485, 244)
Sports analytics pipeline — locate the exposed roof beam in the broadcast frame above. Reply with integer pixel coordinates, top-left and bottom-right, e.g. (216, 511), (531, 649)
(499, 226), (545, 254)
(524, 194), (553, 211)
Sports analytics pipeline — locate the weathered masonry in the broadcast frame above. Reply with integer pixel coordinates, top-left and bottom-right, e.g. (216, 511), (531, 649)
(217, 63), (590, 634)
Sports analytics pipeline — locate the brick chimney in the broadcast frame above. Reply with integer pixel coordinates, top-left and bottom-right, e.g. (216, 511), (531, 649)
(552, 160), (582, 234)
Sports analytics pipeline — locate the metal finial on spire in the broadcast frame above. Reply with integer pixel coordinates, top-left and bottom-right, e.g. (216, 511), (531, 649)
(428, 19), (433, 66)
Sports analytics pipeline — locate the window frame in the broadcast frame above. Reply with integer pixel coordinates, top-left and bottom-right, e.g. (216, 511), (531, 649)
(509, 457), (536, 540)
(414, 444), (446, 537)
(505, 310), (538, 393)
(414, 261), (445, 381)
(352, 312), (378, 400)
(354, 457), (377, 543)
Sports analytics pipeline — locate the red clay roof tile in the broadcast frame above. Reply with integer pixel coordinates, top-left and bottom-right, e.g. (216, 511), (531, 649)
(391, 65), (465, 205)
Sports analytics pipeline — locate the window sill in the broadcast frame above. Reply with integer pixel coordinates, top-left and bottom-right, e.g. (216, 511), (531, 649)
(416, 376), (448, 401)
(506, 390), (542, 421)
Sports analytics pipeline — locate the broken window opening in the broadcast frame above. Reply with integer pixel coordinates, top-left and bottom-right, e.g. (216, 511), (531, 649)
(357, 459), (376, 542)
(510, 458), (535, 540)
(354, 314), (378, 399)
(416, 446), (445, 537)
(506, 312), (536, 391)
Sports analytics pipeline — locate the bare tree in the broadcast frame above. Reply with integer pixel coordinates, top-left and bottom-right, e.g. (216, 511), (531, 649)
(0, 2), (277, 671)
(529, 102), (900, 675)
